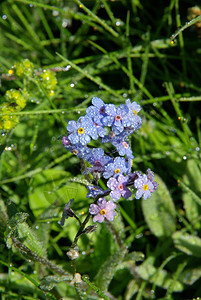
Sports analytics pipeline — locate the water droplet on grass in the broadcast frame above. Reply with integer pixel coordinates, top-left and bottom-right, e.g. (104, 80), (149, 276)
(150, 290), (155, 298)
(2, 15), (7, 20)
(62, 19), (68, 27)
(52, 10), (59, 17)
(136, 233), (143, 239)
(65, 65), (71, 71)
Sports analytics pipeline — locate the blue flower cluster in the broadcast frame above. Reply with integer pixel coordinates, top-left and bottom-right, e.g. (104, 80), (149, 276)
(62, 97), (158, 222)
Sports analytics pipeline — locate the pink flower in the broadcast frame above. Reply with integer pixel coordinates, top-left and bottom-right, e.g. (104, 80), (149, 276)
(107, 174), (132, 201)
(89, 198), (116, 223)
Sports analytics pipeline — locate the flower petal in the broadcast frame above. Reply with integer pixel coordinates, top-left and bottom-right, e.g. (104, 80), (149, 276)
(89, 204), (100, 215)
(93, 214), (105, 223)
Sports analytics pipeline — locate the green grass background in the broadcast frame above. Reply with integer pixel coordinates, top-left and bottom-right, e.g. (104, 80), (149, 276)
(0, 0), (201, 299)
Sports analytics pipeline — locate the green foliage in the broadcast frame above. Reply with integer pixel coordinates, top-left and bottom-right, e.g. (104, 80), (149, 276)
(28, 169), (71, 217)
(40, 274), (73, 291)
(173, 231), (201, 257)
(95, 246), (128, 291)
(142, 175), (176, 238)
(0, 0), (201, 299)
(136, 256), (184, 292)
(182, 159), (201, 229)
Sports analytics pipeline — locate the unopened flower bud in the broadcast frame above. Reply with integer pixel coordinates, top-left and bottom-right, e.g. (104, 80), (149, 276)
(70, 273), (82, 284)
(60, 199), (75, 226)
(67, 245), (79, 260)
(83, 224), (98, 234)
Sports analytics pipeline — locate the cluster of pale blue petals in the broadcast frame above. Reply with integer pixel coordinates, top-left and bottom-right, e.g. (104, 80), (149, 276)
(62, 97), (158, 223)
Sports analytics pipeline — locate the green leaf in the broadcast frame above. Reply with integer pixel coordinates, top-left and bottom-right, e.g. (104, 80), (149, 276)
(82, 275), (111, 300)
(173, 231), (201, 257)
(28, 169), (87, 217)
(6, 212), (28, 233)
(141, 174), (176, 237)
(17, 221), (47, 258)
(40, 275), (73, 291)
(136, 257), (183, 292)
(182, 159), (201, 229)
(179, 266), (201, 285)
(123, 251), (145, 262)
(125, 279), (139, 300)
(0, 258), (58, 299)
(33, 205), (58, 249)
(6, 212), (47, 258)
(0, 198), (8, 231)
(95, 247), (127, 291)
(92, 224), (118, 272)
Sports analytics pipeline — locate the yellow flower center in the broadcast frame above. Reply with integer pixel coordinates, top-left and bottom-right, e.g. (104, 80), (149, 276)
(8, 69), (14, 75)
(133, 109), (137, 116)
(100, 209), (106, 215)
(114, 168), (120, 174)
(143, 184), (149, 191)
(77, 127), (84, 134)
